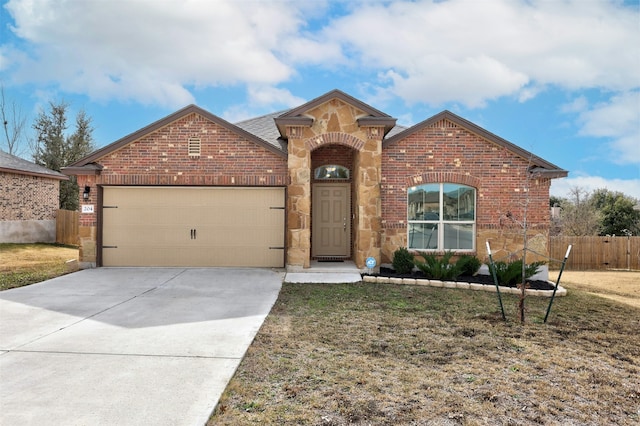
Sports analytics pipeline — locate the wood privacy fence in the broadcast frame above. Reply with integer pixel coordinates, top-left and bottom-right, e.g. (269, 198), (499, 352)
(56, 209), (79, 246)
(549, 236), (640, 271)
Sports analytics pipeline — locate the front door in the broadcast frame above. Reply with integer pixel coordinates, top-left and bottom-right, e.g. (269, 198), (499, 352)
(312, 183), (351, 257)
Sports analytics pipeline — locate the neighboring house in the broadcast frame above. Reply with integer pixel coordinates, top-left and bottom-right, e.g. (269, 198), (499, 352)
(63, 90), (567, 271)
(0, 150), (68, 243)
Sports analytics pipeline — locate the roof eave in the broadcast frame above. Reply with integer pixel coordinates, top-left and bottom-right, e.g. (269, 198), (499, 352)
(529, 167), (569, 179)
(61, 163), (103, 176)
(279, 89), (392, 119)
(274, 116), (314, 139)
(357, 117), (398, 137)
(0, 167), (69, 181)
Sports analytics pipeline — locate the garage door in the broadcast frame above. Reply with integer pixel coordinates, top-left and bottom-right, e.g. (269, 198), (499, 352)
(102, 187), (285, 267)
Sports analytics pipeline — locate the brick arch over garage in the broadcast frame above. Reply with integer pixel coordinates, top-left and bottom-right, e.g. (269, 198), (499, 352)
(305, 132), (365, 152)
(406, 171), (481, 189)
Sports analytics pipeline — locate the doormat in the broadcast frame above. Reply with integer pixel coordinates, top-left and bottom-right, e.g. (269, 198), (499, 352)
(317, 259), (345, 263)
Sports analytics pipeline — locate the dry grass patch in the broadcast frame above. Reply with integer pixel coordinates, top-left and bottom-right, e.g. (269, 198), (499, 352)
(0, 243), (78, 291)
(550, 270), (640, 308)
(211, 282), (639, 425)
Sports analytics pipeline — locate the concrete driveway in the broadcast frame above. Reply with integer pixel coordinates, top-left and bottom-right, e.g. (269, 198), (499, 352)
(0, 268), (282, 426)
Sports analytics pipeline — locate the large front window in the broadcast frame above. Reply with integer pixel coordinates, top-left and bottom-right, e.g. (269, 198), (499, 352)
(408, 183), (476, 251)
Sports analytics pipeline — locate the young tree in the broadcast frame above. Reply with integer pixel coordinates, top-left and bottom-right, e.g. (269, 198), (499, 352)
(32, 101), (95, 211)
(1, 84), (28, 156)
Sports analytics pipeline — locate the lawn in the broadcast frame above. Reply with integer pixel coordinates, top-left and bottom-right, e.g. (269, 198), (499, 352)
(210, 274), (640, 425)
(0, 243), (79, 291)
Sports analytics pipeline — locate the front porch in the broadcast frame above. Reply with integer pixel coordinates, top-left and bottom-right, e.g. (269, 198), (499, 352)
(284, 260), (362, 283)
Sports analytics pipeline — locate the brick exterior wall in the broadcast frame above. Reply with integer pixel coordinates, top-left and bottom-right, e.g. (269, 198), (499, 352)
(77, 112), (288, 228)
(0, 172), (60, 221)
(380, 119), (552, 263)
(70, 104), (558, 270)
(75, 112), (288, 265)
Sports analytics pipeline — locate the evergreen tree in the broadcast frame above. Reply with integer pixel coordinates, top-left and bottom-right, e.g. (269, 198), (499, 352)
(590, 189), (640, 236)
(32, 101), (95, 210)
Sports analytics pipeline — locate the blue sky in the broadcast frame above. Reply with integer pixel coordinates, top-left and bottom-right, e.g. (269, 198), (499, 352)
(1, 0), (638, 200)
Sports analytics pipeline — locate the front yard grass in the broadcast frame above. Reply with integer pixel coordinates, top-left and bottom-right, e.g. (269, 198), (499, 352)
(0, 243), (78, 291)
(211, 281), (640, 425)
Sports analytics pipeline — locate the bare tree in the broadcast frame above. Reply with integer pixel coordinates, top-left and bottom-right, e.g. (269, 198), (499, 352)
(0, 84), (28, 156)
(559, 187), (600, 236)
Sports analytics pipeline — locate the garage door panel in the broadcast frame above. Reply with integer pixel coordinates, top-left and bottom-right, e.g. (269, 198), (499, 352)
(102, 187), (284, 267)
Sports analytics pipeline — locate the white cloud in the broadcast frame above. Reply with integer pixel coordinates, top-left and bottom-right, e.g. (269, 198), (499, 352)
(318, 0), (639, 107)
(247, 85), (305, 108)
(3, 0), (307, 108)
(551, 174), (640, 201)
(576, 91), (640, 165)
(2, 0), (638, 111)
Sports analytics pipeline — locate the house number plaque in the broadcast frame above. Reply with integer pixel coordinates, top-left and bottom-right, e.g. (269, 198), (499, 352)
(81, 205), (94, 214)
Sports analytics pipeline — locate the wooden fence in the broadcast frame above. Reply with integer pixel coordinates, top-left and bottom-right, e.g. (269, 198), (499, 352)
(549, 236), (640, 271)
(56, 209), (79, 246)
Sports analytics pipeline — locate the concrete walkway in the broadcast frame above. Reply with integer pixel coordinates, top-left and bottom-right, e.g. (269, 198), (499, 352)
(284, 260), (363, 283)
(0, 268), (282, 426)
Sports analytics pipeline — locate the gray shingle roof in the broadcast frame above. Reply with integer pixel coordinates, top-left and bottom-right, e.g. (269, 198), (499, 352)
(234, 110), (289, 151)
(0, 150), (68, 180)
(233, 110), (408, 151)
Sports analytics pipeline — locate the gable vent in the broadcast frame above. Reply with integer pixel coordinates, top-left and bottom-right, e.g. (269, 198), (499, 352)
(188, 137), (201, 156)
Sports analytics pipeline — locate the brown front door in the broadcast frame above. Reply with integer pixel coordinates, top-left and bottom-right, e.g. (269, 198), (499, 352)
(312, 183), (351, 257)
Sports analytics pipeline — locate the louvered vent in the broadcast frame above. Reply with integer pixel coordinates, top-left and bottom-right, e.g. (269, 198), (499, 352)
(188, 137), (201, 156)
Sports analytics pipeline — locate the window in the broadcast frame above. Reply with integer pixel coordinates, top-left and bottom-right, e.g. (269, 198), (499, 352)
(314, 165), (349, 180)
(408, 183), (476, 251)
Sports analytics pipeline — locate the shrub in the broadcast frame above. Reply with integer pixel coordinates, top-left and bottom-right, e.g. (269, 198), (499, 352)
(392, 247), (415, 274)
(414, 251), (464, 280)
(457, 255), (481, 276)
(491, 260), (546, 287)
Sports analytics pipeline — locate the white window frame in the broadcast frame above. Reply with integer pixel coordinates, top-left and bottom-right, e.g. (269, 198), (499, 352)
(407, 183), (476, 252)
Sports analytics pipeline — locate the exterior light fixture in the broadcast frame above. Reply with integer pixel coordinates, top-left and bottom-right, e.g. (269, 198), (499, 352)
(83, 186), (91, 200)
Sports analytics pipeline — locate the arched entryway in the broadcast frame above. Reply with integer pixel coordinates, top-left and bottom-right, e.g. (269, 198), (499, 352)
(311, 145), (355, 259)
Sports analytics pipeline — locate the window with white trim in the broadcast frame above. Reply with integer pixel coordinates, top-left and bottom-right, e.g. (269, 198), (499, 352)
(407, 183), (476, 251)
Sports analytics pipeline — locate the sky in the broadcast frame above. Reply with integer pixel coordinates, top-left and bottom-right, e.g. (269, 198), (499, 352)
(1, 0), (638, 200)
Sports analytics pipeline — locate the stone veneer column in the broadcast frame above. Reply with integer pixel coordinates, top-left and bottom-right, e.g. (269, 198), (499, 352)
(354, 129), (383, 269)
(287, 131), (311, 269)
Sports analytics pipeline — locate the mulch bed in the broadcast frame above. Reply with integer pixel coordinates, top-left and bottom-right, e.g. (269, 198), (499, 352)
(365, 267), (556, 290)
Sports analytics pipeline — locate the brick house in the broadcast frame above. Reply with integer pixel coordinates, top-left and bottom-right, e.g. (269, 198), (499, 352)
(63, 90), (567, 271)
(0, 150), (68, 243)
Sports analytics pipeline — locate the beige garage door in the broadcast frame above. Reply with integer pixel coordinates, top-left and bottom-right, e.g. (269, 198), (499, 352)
(102, 187), (285, 267)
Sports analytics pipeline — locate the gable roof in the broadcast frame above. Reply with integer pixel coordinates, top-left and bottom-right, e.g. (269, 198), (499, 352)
(274, 89), (397, 138)
(234, 107), (407, 147)
(66, 104), (287, 170)
(63, 90), (566, 179)
(384, 110), (568, 178)
(0, 150), (68, 180)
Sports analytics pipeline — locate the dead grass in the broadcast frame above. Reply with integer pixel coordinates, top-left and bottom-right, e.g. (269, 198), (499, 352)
(550, 270), (640, 308)
(211, 280), (640, 425)
(0, 243), (78, 291)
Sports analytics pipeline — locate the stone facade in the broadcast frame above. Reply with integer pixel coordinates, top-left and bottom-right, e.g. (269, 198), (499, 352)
(65, 91), (566, 270)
